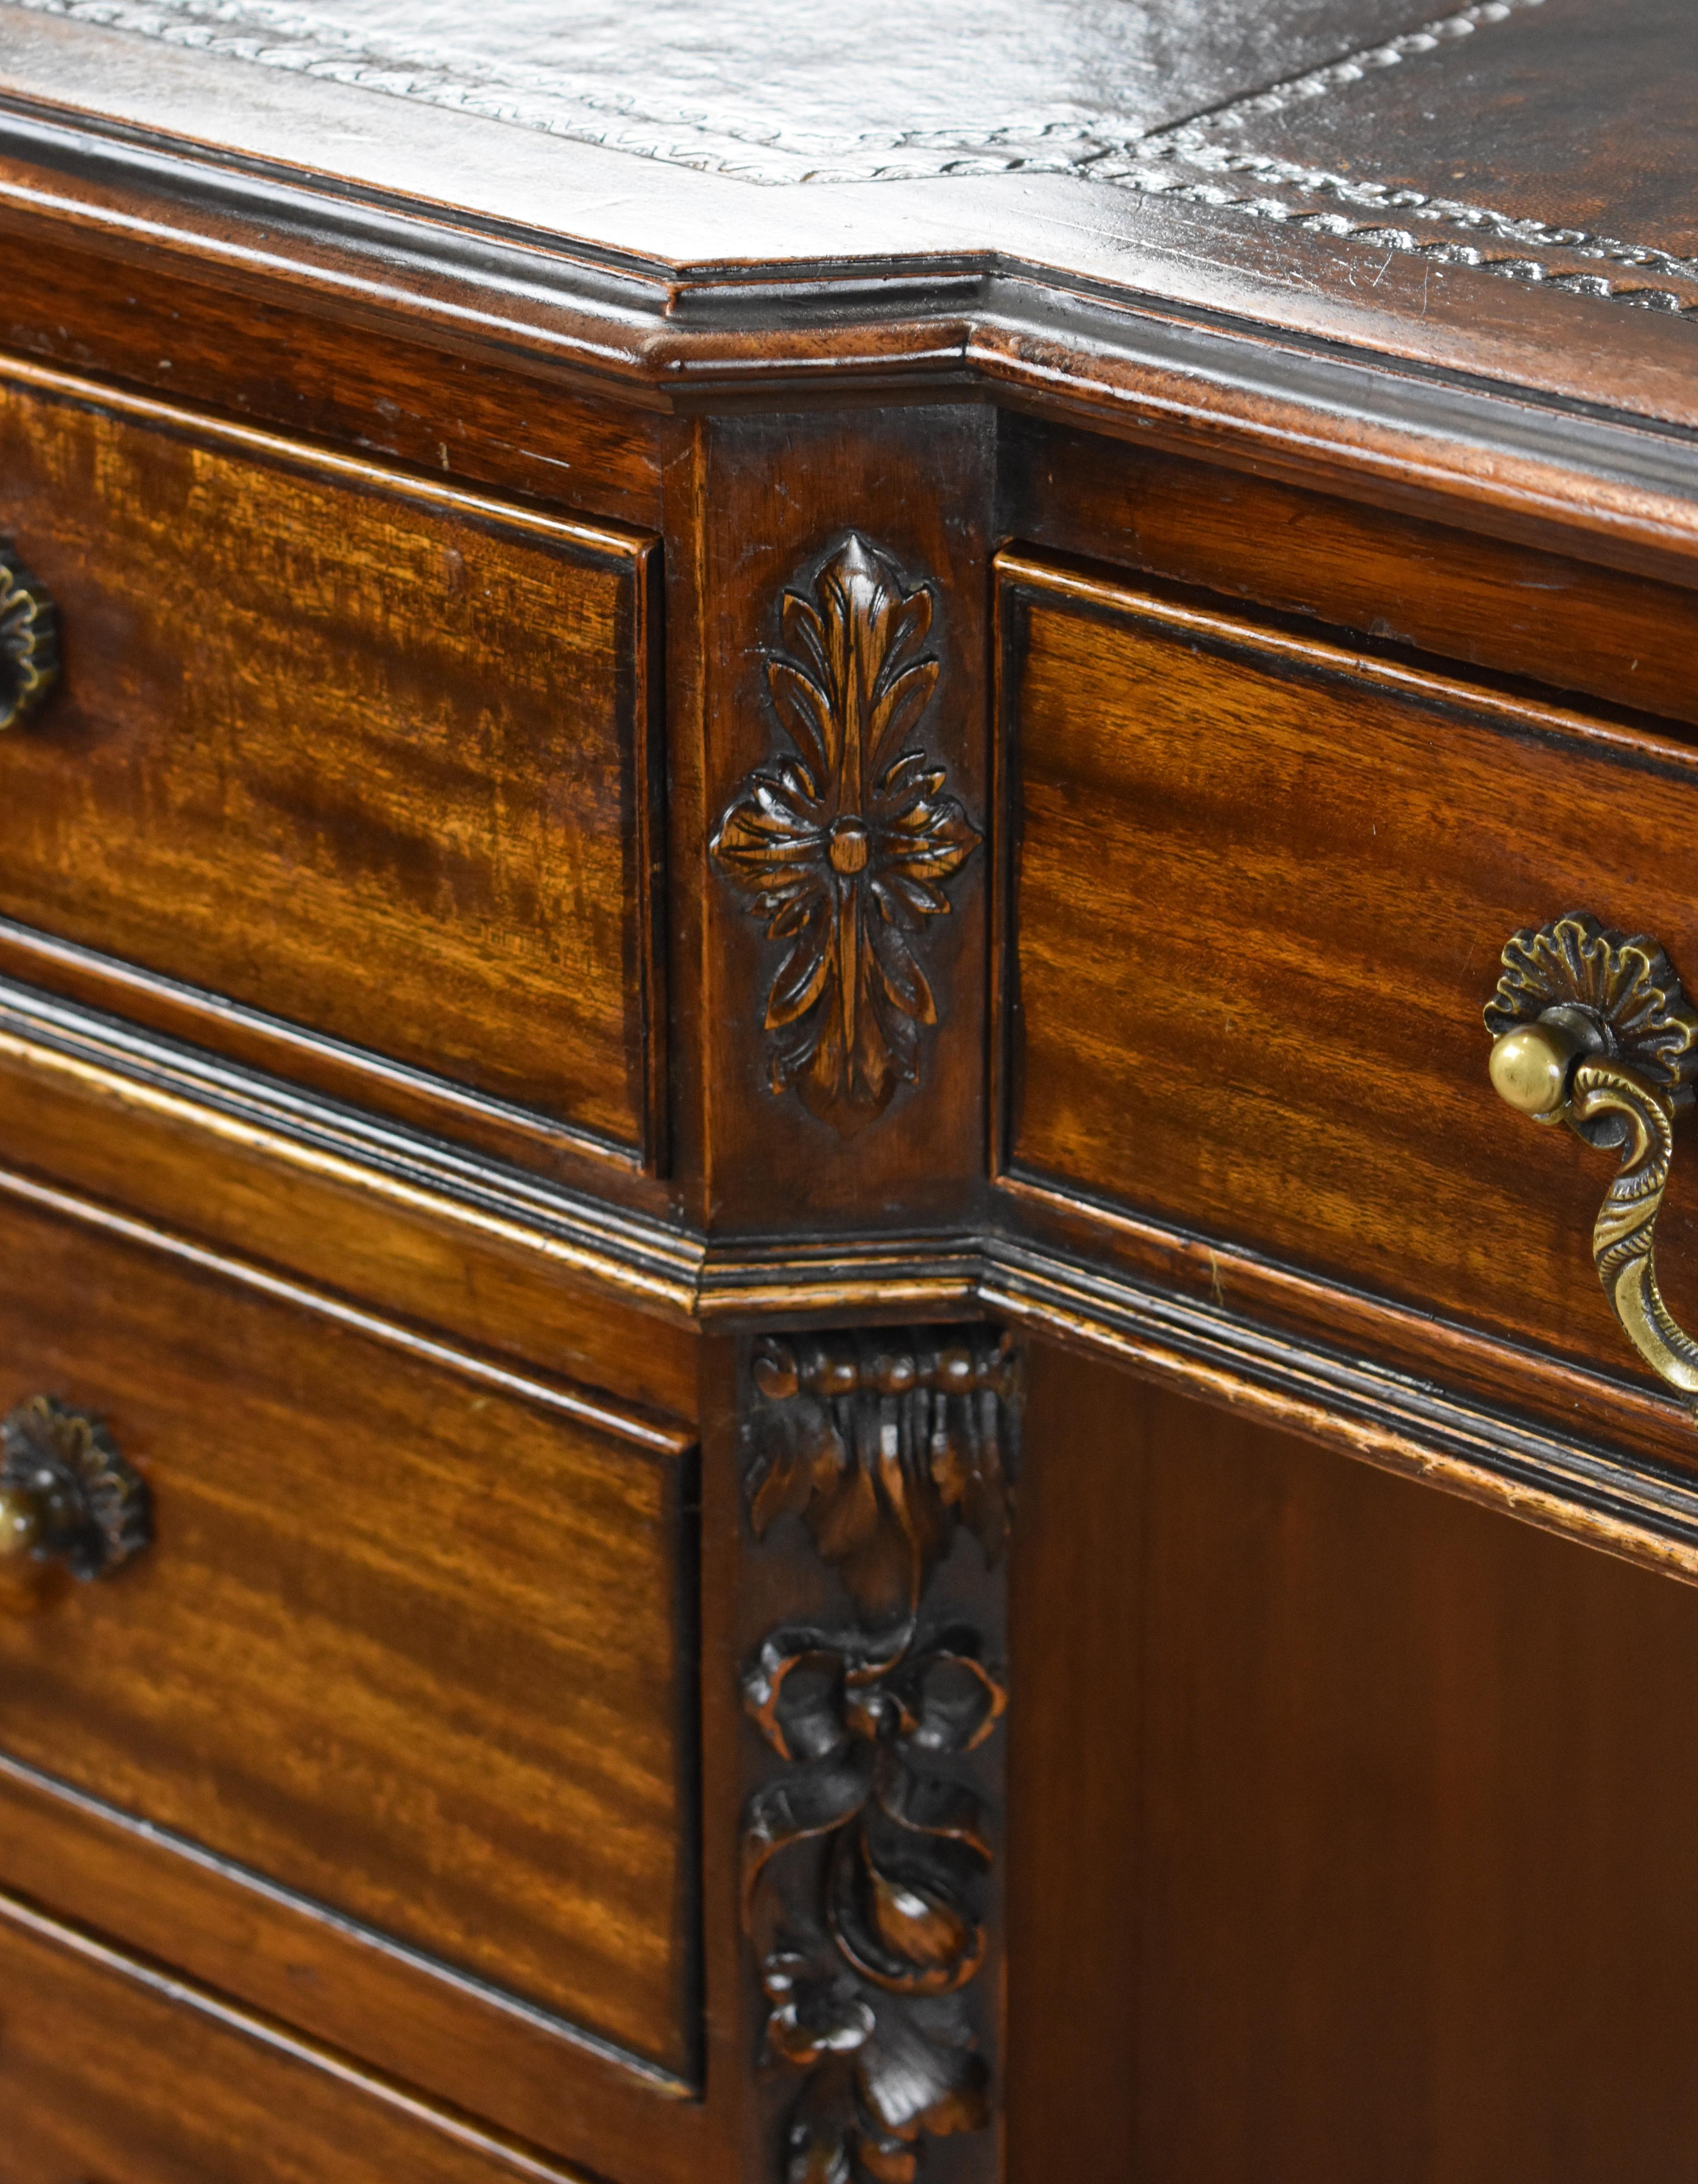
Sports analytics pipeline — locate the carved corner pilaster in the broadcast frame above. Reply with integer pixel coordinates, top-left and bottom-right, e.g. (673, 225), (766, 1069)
(738, 1327), (1020, 2183)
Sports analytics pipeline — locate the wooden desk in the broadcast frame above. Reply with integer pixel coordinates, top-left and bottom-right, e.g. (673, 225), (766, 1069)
(1, 2), (1697, 2176)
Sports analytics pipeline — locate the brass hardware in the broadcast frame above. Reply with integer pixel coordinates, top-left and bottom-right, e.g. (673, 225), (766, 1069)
(1486, 911), (1698, 1409)
(0, 540), (58, 731)
(0, 1395), (150, 1580)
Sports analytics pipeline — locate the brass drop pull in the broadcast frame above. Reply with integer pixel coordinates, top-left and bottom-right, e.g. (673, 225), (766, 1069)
(0, 538), (58, 731)
(0, 1396), (150, 1580)
(1486, 911), (1698, 1410)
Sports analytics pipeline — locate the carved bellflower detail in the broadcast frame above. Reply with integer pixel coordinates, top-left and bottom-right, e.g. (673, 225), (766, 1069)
(710, 537), (981, 1133)
(741, 1331), (1019, 2184)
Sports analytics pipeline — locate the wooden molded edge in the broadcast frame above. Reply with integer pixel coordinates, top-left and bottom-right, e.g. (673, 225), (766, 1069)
(0, 1155), (692, 1456)
(0, 983), (702, 1315)
(0, 1747), (696, 2096)
(978, 1244), (1698, 1586)
(6, 968), (1698, 1575)
(634, 532), (672, 1179)
(2, 106), (1698, 583)
(0, 350), (653, 557)
(0, 919), (655, 1184)
(993, 547), (1698, 778)
(0, 1884), (605, 2184)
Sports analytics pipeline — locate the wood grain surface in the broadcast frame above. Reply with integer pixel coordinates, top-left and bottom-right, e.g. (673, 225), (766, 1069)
(0, 230), (668, 535)
(685, 405), (993, 1230)
(1008, 1341), (1698, 2184)
(0, 1894), (598, 2184)
(996, 549), (1698, 1400)
(0, 1182), (698, 2079)
(0, 997), (702, 1412)
(1002, 417), (1698, 732)
(0, 1757), (707, 2184)
(0, 359), (662, 1172)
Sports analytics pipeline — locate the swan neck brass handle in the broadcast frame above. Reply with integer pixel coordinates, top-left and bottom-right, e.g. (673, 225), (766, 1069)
(0, 539), (58, 732)
(1486, 912), (1698, 1413)
(0, 1396), (150, 1581)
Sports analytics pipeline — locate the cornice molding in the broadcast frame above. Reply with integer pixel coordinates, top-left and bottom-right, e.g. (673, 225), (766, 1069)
(4, 108), (1698, 588)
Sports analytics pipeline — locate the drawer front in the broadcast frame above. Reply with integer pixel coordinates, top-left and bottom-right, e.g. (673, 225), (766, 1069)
(0, 1179), (696, 2083)
(0, 1898), (546, 2184)
(0, 361), (660, 1174)
(994, 550), (1698, 1390)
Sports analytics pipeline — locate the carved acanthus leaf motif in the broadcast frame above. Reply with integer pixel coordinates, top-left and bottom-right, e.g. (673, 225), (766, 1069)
(711, 537), (980, 1134)
(741, 1328), (1018, 2184)
(745, 1332), (1017, 1628)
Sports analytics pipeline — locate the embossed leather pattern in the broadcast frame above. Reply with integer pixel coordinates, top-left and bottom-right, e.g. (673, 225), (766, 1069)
(1, 0), (1423, 178)
(11, 0), (1695, 323)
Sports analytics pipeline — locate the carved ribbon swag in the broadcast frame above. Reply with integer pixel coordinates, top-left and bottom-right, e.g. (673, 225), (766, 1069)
(741, 1332), (1019, 2184)
(710, 537), (981, 1133)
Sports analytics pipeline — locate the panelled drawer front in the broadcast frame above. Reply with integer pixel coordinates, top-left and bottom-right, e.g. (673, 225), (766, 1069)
(994, 549), (1698, 1391)
(0, 361), (660, 1174)
(0, 1180), (697, 2084)
(0, 1902), (544, 2184)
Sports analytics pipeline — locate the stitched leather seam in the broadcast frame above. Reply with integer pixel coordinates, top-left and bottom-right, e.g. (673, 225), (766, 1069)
(11, 0), (1691, 322)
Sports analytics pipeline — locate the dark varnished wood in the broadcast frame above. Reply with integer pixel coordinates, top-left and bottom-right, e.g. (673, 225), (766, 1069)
(0, 1760), (708, 2184)
(709, 534), (981, 1136)
(0, 357), (664, 1176)
(0, 1893), (604, 2184)
(9, 0), (1698, 598)
(10, 4), (1698, 2173)
(1008, 1342), (1698, 2184)
(1001, 416), (1698, 734)
(0, 229), (668, 533)
(735, 1329), (1018, 2184)
(683, 406), (993, 1231)
(0, 987), (702, 1409)
(995, 546), (1698, 1424)
(0, 1177), (699, 2101)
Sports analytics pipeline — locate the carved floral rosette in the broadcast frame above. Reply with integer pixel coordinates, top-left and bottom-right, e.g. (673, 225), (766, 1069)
(710, 536), (981, 1135)
(740, 1328), (1020, 2184)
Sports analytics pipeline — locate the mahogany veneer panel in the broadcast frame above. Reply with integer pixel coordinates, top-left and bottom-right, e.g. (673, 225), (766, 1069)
(1003, 419), (1698, 732)
(0, 1006), (700, 1419)
(0, 360), (661, 1173)
(0, 1900), (571, 2184)
(0, 231), (669, 534)
(0, 1186), (697, 2079)
(1010, 1345), (1698, 2184)
(995, 548), (1698, 1395)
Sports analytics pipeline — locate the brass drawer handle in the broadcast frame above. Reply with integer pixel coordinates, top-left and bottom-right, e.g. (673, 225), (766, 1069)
(0, 539), (58, 731)
(1486, 911), (1698, 1410)
(0, 1395), (151, 1580)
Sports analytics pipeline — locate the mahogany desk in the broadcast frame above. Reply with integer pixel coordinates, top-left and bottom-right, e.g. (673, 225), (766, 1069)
(0, 2), (1697, 2177)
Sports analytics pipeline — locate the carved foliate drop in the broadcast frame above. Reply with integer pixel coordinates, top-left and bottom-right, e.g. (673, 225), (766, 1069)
(740, 1328), (1018, 2184)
